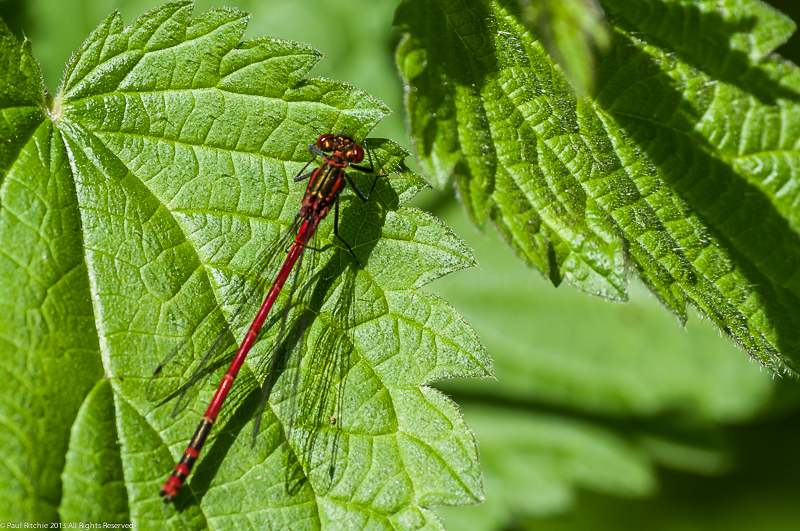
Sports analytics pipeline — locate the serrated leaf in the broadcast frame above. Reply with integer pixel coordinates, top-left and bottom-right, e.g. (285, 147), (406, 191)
(517, 0), (611, 97)
(434, 201), (777, 422)
(0, 3), (490, 528)
(395, 0), (800, 373)
(429, 198), (783, 530)
(0, 17), (46, 180)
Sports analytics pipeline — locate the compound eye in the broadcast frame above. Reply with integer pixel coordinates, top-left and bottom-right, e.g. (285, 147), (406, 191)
(351, 144), (364, 163)
(316, 133), (334, 151)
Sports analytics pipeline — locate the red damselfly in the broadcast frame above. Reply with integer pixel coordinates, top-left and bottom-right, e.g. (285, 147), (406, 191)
(154, 133), (382, 502)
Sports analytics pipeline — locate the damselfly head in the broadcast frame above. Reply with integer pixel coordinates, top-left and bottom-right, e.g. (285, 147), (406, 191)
(316, 133), (365, 163)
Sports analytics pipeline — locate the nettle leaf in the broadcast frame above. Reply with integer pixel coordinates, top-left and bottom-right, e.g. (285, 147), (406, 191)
(396, 0), (800, 373)
(0, 2), (491, 529)
(431, 199), (779, 530)
(516, 0), (611, 97)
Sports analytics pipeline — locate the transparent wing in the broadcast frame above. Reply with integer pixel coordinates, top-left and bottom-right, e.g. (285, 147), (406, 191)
(249, 222), (319, 443)
(232, 226), (359, 494)
(146, 216), (304, 417)
(284, 263), (360, 491)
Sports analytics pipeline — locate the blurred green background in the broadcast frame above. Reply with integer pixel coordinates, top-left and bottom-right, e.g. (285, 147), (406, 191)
(3, 0), (800, 529)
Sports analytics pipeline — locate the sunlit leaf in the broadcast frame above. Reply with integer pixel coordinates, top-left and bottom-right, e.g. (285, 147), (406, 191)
(0, 3), (490, 529)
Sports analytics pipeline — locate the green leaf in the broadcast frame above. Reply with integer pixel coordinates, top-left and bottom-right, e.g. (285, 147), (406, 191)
(0, 16), (46, 180)
(434, 200), (777, 422)
(60, 380), (129, 523)
(0, 2), (490, 528)
(395, 0), (800, 373)
(428, 197), (785, 530)
(437, 405), (656, 529)
(0, 18), (103, 523)
(516, 0), (611, 97)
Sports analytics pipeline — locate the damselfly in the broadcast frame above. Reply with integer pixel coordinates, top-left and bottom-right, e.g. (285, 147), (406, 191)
(154, 133), (383, 502)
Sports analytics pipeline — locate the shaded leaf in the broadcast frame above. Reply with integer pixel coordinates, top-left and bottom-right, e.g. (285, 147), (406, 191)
(395, 0), (800, 373)
(517, 0), (611, 97)
(437, 404), (656, 529)
(429, 197), (784, 530)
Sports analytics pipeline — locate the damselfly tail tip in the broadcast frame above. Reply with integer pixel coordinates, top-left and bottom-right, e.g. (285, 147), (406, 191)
(159, 478), (180, 502)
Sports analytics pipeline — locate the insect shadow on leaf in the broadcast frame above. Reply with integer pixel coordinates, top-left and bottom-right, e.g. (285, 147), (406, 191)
(145, 222), (301, 413)
(246, 246), (360, 496)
